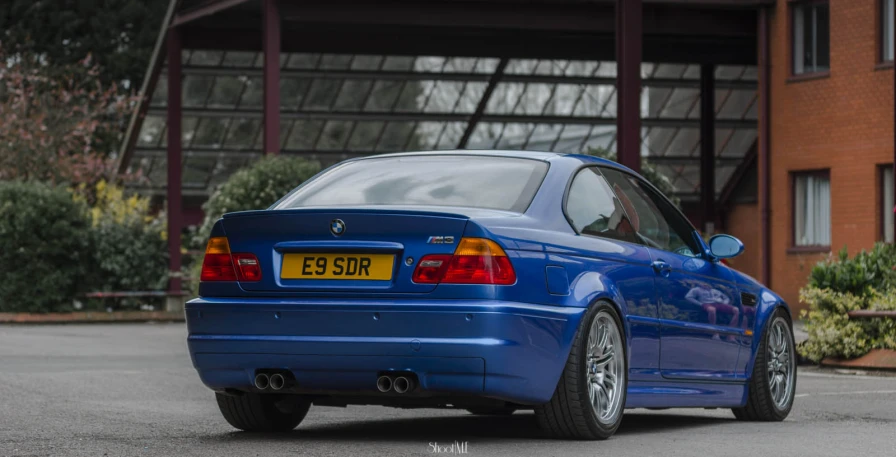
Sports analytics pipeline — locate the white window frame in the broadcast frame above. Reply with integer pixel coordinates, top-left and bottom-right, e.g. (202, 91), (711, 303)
(792, 1), (830, 75)
(793, 172), (831, 247)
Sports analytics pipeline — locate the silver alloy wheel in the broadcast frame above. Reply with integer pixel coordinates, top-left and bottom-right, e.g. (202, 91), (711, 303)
(767, 317), (795, 410)
(586, 310), (625, 425)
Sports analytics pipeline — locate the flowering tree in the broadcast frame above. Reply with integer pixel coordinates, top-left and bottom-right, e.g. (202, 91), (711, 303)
(0, 47), (136, 185)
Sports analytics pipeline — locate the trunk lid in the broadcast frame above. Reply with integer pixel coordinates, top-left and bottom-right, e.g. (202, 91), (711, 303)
(221, 207), (471, 293)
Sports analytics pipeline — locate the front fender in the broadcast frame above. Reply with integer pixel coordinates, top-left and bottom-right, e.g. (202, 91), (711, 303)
(743, 288), (792, 377)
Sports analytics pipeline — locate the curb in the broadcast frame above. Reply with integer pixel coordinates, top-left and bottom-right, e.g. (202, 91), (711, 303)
(821, 349), (896, 371)
(0, 311), (185, 324)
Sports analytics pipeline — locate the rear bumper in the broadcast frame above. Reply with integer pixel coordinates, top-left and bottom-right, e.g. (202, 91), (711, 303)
(185, 297), (585, 404)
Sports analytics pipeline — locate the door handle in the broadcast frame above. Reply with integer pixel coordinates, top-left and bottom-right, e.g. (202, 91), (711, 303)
(651, 260), (672, 276)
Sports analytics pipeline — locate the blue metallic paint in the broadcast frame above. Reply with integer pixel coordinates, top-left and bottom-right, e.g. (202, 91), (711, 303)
(187, 151), (791, 409)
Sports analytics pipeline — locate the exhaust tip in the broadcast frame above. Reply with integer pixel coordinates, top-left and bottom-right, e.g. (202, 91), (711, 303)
(393, 376), (412, 394)
(254, 373), (270, 390)
(376, 375), (393, 392)
(269, 373), (286, 391)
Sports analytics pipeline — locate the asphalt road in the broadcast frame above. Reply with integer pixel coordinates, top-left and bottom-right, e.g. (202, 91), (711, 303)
(1, 323), (895, 457)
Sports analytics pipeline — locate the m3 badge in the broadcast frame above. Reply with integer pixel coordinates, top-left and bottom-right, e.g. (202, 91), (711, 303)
(426, 236), (455, 244)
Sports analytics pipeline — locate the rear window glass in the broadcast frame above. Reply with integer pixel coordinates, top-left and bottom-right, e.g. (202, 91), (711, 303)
(274, 155), (548, 213)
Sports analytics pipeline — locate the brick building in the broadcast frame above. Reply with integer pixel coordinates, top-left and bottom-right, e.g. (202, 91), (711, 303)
(724, 0), (896, 312)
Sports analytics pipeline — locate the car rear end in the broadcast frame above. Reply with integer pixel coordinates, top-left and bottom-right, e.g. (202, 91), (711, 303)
(185, 153), (585, 405)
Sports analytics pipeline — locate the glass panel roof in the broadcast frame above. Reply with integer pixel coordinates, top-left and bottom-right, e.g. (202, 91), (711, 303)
(127, 51), (757, 200)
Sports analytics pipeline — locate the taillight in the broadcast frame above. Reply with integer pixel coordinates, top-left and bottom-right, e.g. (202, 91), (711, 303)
(199, 237), (262, 282)
(412, 238), (516, 285)
(232, 253), (262, 281)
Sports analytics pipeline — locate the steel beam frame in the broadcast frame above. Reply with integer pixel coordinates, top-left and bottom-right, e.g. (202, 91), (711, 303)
(134, 148), (746, 166)
(700, 64), (716, 234)
(166, 28), (183, 294)
(616, 0), (642, 173)
(146, 107), (756, 129)
(458, 58), (508, 148)
(262, 0), (281, 154)
(165, 65), (757, 90)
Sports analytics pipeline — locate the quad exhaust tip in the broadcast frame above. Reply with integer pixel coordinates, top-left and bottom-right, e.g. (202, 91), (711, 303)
(269, 373), (286, 391)
(376, 375), (393, 392)
(254, 373), (270, 390)
(393, 376), (412, 394)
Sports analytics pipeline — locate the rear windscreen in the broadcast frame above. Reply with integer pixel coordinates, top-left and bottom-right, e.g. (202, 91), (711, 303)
(274, 155), (549, 213)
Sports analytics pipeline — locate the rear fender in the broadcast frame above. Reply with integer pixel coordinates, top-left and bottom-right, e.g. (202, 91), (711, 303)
(536, 270), (631, 392)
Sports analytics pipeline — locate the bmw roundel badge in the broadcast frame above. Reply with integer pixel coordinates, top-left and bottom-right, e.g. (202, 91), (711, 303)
(330, 219), (346, 236)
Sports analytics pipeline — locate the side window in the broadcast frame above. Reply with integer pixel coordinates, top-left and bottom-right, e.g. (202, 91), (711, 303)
(600, 168), (700, 257)
(565, 167), (640, 245)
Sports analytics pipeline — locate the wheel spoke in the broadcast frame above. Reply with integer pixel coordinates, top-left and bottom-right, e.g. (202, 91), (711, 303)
(591, 381), (602, 410)
(590, 354), (612, 368)
(597, 322), (609, 351)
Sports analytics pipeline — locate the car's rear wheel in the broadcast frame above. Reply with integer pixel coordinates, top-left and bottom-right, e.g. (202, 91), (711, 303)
(535, 301), (627, 440)
(732, 309), (796, 421)
(215, 392), (311, 432)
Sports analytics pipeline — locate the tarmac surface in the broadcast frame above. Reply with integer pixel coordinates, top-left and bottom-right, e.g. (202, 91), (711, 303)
(1, 323), (895, 457)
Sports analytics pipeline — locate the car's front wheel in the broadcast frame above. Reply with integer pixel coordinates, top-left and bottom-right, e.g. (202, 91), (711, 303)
(535, 301), (627, 440)
(732, 309), (796, 421)
(215, 392), (311, 432)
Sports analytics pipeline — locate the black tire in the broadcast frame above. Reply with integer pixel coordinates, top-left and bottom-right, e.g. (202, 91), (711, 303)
(466, 406), (517, 416)
(732, 308), (796, 421)
(215, 392), (311, 432)
(534, 301), (627, 440)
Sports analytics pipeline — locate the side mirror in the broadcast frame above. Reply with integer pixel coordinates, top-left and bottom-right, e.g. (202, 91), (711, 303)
(708, 234), (744, 259)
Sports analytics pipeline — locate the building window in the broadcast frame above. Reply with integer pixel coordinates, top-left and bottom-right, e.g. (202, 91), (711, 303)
(883, 0), (894, 62)
(792, 1), (830, 75)
(793, 171), (831, 247)
(883, 166), (894, 243)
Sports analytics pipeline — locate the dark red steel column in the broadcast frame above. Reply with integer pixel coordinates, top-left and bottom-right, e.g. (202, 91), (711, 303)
(166, 28), (183, 293)
(616, 0), (642, 173)
(893, 0), (896, 243)
(263, 0), (281, 155)
(700, 64), (716, 235)
(758, 8), (771, 285)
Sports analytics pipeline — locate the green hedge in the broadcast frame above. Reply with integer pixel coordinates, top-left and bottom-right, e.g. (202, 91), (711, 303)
(83, 181), (168, 297)
(798, 243), (896, 362)
(807, 244), (896, 298)
(0, 181), (169, 313)
(0, 181), (92, 312)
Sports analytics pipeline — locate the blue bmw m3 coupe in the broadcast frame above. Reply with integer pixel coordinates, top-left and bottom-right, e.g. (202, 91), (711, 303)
(186, 151), (796, 440)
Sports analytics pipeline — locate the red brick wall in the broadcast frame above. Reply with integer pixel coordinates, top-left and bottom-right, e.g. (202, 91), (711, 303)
(725, 203), (761, 280)
(767, 0), (894, 313)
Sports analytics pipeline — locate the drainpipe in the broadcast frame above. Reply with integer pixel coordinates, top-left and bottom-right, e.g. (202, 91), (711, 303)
(758, 7), (771, 285)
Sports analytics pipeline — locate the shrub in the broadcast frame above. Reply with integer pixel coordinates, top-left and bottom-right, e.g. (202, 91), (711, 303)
(196, 156), (321, 245)
(799, 287), (896, 362)
(798, 243), (896, 362)
(80, 181), (168, 303)
(582, 148), (680, 207)
(807, 244), (896, 298)
(0, 181), (92, 312)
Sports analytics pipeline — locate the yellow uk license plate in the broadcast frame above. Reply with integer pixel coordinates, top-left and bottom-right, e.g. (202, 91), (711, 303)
(280, 253), (394, 280)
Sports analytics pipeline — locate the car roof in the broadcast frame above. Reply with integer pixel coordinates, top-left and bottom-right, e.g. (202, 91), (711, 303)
(344, 150), (634, 173)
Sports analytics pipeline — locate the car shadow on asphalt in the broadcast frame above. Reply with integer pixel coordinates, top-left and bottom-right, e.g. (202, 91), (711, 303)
(210, 412), (733, 443)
